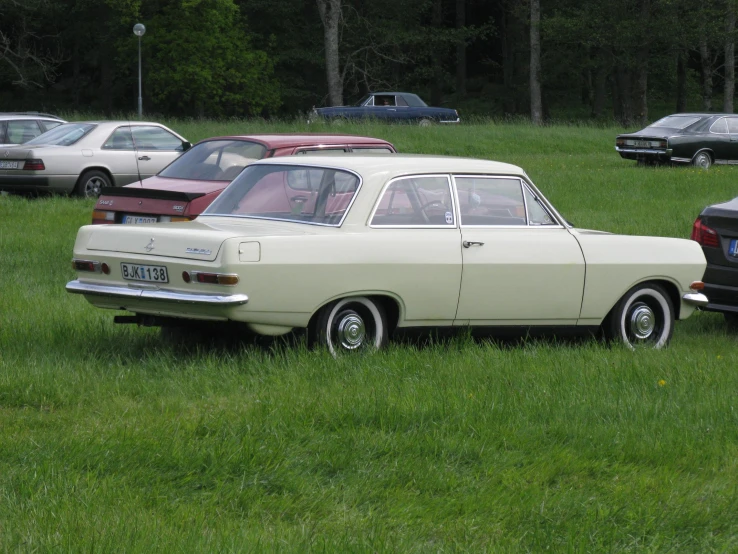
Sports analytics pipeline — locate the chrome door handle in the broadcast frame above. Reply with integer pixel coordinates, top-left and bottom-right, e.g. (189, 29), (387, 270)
(463, 241), (485, 248)
(138, 155), (151, 161)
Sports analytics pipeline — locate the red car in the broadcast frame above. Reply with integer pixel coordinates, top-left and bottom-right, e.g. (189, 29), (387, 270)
(91, 134), (396, 224)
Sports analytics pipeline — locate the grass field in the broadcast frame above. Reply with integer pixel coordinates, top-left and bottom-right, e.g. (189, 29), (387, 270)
(1, 121), (738, 552)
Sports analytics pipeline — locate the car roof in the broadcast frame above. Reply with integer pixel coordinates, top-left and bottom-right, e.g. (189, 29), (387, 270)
(251, 154), (524, 177)
(369, 92), (414, 96)
(199, 134), (394, 148)
(0, 114), (64, 121)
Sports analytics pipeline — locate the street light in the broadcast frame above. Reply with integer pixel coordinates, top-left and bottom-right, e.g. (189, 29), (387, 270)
(133, 23), (146, 118)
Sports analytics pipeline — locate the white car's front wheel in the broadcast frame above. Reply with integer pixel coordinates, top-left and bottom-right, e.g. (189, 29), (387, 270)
(310, 296), (388, 356)
(604, 283), (674, 349)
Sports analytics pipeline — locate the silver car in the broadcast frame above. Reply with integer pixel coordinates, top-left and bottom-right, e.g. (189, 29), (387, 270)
(0, 121), (190, 197)
(0, 112), (66, 147)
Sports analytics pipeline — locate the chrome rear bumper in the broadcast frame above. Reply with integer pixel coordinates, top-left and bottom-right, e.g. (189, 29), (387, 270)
(66, 280), (249, 306)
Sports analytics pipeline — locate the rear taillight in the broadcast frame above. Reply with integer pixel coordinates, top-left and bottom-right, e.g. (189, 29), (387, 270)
(183, 271), (239, 286)
(691, 217), (719, 247)
(92, 210), (115, 224)
(616, 138), (625, 147)
(23, 159), (45, 171)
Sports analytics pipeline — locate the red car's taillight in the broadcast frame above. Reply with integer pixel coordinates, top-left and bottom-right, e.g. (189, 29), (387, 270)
(23, 159), (45, 170)
(691, 217), (719, 247)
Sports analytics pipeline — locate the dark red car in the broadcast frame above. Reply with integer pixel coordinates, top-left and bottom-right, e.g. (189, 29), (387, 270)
(91, 134), (396, 224)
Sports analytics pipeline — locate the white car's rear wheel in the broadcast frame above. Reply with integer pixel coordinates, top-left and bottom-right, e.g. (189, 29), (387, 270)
(604, 283), (674, 349)
(310, 296), (388, 356)
(75, 170), (111, 198)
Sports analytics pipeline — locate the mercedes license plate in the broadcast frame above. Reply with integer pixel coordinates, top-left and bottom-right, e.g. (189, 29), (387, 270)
(121, 263), (169, 283)
(123, 215), (158, 224)
(730, 239), (738, 257)
(0, 161), (19, 169)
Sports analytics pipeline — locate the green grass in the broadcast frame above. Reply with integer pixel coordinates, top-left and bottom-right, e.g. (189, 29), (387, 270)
(2, 122), (738, 552)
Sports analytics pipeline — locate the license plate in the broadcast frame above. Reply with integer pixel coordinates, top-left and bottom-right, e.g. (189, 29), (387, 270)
(121, 263), (169, 283)
(0, 161), (19, 169)
(730, 239), (738, 257)
(632, 140), (651, 147)
(123, 215), (158, 224)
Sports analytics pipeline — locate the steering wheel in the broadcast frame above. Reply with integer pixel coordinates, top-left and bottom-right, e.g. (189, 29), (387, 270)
(418, 200), (448, 223)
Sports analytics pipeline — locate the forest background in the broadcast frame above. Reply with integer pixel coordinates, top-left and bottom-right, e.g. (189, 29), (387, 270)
(1, 0), (736, 125)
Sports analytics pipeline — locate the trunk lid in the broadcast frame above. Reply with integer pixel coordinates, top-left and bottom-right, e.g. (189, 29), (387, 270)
(85, 218), (316, 261)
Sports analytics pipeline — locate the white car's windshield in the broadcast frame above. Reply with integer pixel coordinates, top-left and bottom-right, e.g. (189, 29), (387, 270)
(648, 115), (701, 129)
(203, 164), (360, 226)
(158, 139), (267, 181)
(26, 123), (96, 146)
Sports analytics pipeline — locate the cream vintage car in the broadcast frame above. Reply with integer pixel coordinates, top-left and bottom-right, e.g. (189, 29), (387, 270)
(66, 155), (708, 353)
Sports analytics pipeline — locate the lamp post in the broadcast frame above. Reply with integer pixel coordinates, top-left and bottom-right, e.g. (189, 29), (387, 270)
(133, 23), (146, 118)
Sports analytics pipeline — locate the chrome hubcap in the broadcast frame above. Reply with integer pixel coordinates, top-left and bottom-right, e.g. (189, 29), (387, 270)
(336, 311), (365, 349)
(629, 304), (655, 340)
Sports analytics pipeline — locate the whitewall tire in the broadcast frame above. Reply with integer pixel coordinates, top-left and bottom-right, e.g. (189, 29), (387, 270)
(605, 283), (674, 349)
(311, 296), (388, 356)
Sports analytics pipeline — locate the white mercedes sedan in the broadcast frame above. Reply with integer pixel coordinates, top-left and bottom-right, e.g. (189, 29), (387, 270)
(0, 121), (190, 197)
(66, 155), (708, 353)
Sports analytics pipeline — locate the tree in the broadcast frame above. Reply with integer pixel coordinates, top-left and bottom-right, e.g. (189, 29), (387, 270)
(725, 0), (735, 112)
(316, 0), (343, 106)
(0, 0), (63, 87)
(143, 0), (280, 117)
(530, 0), (542, 124)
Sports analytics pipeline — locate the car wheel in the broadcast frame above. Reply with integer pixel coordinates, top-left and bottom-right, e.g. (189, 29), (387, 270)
(692, 151), (712, 170)
(75, 170), (111, 198)
(310, 296), (388, 356)
(604, 283), (674, 349)
(418, 118), (433, 127)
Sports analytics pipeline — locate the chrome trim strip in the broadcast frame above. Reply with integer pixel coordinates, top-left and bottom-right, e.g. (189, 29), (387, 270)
(439, 118), (461, 123)
(670, 157), (691, 163)
(682, 292), (709, 307)
(615, 147), (671, 155)
(66, 280), (249, 306)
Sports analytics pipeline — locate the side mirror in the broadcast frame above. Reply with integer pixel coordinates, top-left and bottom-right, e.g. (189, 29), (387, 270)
(181, 141), (192, 152)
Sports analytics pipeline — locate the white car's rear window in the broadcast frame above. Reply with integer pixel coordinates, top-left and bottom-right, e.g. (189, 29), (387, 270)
(203, 164), (360, 226)
(26, 123), (95, 146)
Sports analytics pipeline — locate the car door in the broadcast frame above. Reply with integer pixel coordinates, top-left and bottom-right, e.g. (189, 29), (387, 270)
(368, 174), (462, 324)
(453, 175), (586, 325)
(99, 126), (141, 185)
(130, 125), (187, 177)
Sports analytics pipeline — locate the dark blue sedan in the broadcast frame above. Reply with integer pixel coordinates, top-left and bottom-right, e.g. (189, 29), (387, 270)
(312, 92), (460, 126)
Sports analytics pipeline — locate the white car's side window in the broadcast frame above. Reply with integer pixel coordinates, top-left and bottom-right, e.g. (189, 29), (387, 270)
(102, 127), (135, 150)
(371, 175), (454, 227)
(523, 186), (556, 225)
(455, 176), (527, 226)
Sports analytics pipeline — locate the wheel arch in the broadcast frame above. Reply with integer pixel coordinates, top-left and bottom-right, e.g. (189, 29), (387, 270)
(602, 277), (682, 326)
(690, 148), (714, 163)
(308, 292), (404, 335)
(75, 166), (115, 187)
